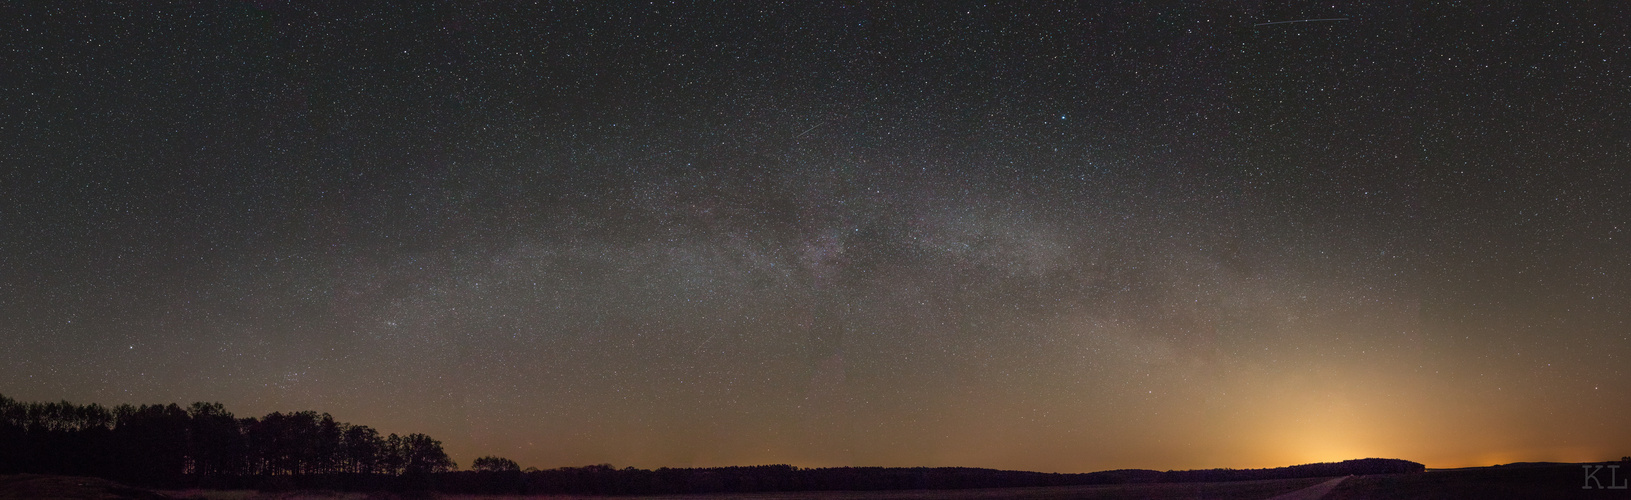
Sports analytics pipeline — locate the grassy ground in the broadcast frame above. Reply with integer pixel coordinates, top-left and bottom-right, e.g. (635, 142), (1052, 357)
(154, 477), (1330, 500)
(22, 464), (1626, 500)
(432, 477), (1331, 500)
(0, 474), (171, 500)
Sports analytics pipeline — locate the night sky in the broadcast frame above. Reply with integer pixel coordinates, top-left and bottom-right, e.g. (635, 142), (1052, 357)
(3, 2), (1629, 473)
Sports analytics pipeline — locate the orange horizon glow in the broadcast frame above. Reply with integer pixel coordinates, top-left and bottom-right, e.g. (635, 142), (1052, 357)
(413, 320), (1629, 474)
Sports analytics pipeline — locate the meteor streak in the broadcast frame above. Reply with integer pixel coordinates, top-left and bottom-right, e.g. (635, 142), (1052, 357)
(1254, 18), (1349, 27)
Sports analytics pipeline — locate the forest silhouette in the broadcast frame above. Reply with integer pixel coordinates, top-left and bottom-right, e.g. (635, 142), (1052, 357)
(1, 394), (1425, 494)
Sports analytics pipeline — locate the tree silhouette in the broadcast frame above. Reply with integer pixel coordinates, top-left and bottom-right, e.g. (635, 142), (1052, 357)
(186, 402), (245, 478)
(314, 414), (342, 474)
(401, 433), (457, 474)
(381, 433), (407, 476)
(0, 393), (459, 489)
(111, 403), (191, 486)
(341, 424), (385, 474)
(471, 456), (521, 472)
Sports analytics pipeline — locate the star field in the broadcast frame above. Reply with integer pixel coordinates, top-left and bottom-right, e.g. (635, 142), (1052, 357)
(2, 2), (1628, 472)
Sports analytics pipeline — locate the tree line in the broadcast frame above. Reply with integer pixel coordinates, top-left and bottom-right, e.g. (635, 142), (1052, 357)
(1, 393), (1427, 494)
(0, 394), (452, 488)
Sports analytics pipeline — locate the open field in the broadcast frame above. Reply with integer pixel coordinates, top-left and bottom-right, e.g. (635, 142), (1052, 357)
(4, 475), (1329, 500)
(0, 474), (170, 500)
(161, 477), (1330, 500)
(1324, 463), (1630, 500)
(12, 463), (1630, 500)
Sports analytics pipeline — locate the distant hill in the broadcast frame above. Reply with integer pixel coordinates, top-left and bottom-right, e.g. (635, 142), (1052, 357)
(431, 458), (1426, 495)
(1144, 458), (1427, 483)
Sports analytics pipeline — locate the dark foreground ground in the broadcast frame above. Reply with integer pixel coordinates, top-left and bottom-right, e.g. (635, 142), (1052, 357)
(0, 474), (171, 500)
(174, 477), (1334, 500)
(1324, 462), (1631, 500)
(5, 462), (1627, 499)
(5, 475), (1330, 500)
